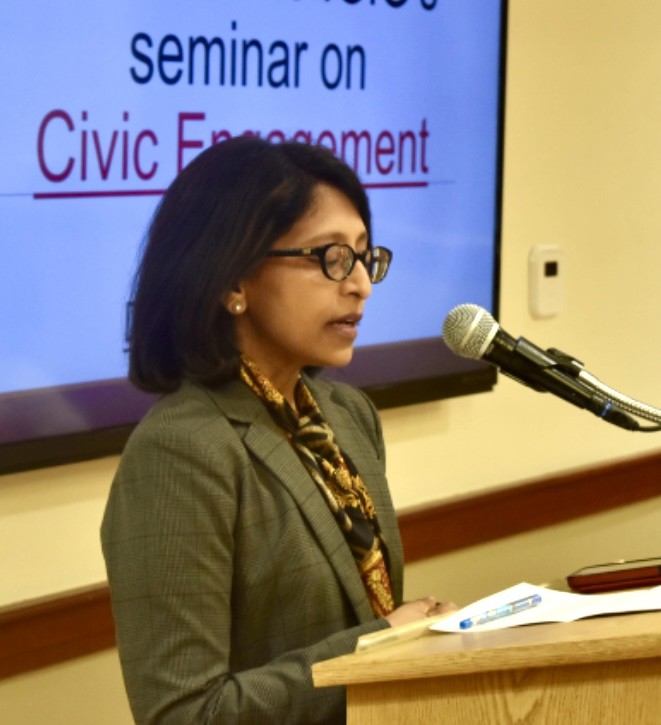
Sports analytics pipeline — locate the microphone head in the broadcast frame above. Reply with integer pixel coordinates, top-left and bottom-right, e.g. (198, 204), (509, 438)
(442, 304), (499, 360)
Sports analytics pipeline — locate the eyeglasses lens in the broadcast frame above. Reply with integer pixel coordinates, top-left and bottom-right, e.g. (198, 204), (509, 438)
(321, 244), (391, 283)
(321, 245), (349, 281)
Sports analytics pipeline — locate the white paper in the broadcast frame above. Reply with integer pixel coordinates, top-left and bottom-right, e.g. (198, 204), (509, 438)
(430, 582), (661, 633)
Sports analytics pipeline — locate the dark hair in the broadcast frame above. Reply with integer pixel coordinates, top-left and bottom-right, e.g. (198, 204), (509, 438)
(127, 137), (372, 393)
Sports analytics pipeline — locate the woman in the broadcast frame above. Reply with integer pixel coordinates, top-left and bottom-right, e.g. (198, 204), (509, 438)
(102, 137), (445, 724)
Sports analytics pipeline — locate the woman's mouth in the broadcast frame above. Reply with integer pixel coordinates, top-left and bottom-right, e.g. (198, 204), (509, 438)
(328, 313), (362, 339)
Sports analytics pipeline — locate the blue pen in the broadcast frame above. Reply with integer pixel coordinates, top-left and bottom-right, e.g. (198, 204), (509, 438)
(459, 593), (542, 630)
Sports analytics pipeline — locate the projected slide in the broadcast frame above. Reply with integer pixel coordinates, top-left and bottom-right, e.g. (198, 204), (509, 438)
(0, 0), (501, 396)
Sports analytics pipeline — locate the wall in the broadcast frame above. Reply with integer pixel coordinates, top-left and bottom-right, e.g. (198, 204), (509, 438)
(2, 1), (661, 722)
(383, 0), (661, 508)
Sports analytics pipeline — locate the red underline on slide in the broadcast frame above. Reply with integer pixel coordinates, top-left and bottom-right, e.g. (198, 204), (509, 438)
(32, 180), (429, 200)
(33, 189), (168, 200)
(363, 181), (429, 190)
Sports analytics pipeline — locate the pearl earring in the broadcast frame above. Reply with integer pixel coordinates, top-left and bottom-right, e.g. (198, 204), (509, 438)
(231, 301), (244, 314)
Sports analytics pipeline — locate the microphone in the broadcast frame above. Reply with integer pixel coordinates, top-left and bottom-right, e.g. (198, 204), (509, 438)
(442, 304), (640, 431)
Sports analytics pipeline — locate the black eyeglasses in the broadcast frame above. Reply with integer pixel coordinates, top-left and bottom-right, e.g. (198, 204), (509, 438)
(265, 243), (393, 283)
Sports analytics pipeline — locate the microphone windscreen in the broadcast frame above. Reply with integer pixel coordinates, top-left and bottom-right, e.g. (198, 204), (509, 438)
(442, 304), (498, 359)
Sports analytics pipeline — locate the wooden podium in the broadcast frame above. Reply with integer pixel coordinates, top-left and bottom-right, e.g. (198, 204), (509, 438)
(312, 611), (661, 724)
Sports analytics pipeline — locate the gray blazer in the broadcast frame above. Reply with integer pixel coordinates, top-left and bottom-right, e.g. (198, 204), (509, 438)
(101, 375), (404, 724)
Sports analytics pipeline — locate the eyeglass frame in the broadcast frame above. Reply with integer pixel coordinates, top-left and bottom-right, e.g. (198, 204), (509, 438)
(265, 242), (393, 283)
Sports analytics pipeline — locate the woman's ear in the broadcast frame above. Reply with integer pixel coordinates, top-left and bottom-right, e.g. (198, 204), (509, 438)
(223, 287), (247, 315)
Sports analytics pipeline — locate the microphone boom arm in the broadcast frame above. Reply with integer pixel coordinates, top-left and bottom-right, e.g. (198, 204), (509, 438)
(544, 347), (661, 426)
(487, 335), (640, 431)
(578, 369), (661, 425)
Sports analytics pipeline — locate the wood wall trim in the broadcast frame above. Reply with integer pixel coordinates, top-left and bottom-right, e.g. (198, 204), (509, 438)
(398, 451), (661, 563)
(1, 452), (660, 680)
(0, 585), (115, 680)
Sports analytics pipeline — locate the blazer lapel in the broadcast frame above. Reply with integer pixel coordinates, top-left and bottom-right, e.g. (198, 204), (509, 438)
(206, 380), (376, 624)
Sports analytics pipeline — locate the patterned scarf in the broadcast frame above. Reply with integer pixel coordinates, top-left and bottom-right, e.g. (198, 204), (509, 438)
(240, 356), (395, 618)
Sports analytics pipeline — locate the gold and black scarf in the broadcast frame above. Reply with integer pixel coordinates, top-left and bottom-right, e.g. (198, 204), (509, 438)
(240, 356), (395, 618)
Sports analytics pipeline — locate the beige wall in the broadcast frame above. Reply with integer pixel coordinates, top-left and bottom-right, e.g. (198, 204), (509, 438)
(3, 2), (661, 722)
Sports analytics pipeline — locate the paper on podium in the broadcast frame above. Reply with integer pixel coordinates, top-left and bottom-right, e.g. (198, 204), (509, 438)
(430, 581), (661, 633)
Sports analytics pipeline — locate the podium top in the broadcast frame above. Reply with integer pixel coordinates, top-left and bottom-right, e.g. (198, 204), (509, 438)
(313, 610), (661, 688)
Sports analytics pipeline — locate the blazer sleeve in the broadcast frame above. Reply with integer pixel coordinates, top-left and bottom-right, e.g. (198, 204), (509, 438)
(101, 396), (391, 725)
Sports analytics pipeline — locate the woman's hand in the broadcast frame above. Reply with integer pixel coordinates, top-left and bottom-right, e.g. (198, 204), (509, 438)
(385, 596), (457, 628)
